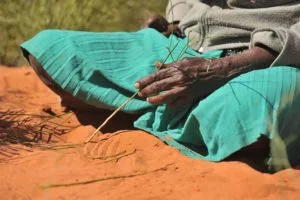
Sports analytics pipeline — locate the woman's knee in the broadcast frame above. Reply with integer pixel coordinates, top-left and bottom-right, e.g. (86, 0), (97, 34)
(28, 54), (101, 111)
(28, 55), (55, 87)
(28, 55), (72, 102)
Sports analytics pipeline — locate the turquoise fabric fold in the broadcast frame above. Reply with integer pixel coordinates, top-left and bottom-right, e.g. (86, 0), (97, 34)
(21, 28), (300, 170)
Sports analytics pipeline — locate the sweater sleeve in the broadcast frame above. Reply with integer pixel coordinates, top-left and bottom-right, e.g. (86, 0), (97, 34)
(250, 21), (300, 67)
(166, 0), (191, 23)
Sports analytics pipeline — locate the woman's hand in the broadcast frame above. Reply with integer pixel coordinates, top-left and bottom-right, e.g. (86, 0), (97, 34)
(135, 57), (230, 107)
(143, 15), (182, 37)
(135, 46), (277, 107)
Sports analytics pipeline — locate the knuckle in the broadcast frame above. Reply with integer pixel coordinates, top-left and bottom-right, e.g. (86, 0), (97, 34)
(181, 58), (190, 64)
(182, 58), (189, 62)
(163, 80), (172, 90)
(142, 82), (160, 96)
(153, 71), (161, 81)
(153, 81), (161, 92)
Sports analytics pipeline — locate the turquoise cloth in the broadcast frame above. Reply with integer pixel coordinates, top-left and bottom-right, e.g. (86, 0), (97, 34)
(21, 28), (300, 170)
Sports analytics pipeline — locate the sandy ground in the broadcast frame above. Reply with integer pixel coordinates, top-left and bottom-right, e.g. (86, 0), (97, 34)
(0, 66), (300, 200)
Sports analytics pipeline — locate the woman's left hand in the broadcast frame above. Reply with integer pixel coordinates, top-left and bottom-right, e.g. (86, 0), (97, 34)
(135, 57), (230, 107)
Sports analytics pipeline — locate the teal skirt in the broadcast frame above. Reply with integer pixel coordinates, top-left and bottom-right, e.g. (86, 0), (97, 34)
(21, 28), (300, 171)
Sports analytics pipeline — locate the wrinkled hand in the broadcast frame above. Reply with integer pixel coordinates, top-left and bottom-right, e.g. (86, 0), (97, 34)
(135, 58), (229, 107)
(135, 46), (278, 107)
(143, 15), (182, 37)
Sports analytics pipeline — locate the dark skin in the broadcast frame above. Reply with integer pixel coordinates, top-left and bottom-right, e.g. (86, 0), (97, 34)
(139, 15), (277, 107)
(143, 15), (182, 37)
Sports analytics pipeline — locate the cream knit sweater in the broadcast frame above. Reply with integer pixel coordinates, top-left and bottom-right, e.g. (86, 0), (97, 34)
(166, 0), (300, 66)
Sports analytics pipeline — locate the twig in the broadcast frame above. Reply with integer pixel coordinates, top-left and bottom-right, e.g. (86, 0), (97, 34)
(166, 47), (175, 62)
(42, 163), (174, 188)
(88, 150), (126, 160)
(176, 31), (193, 60)
(161, 39), (180, 66)
(37, 112), (73, 126)
(168, 0), (175, 47)
(84, 92), (139, 143)
(84, 6), (186, 144)
(96, 149), (136, 163)
(36, 143), (83, 151)
(85, 39), (181, 143)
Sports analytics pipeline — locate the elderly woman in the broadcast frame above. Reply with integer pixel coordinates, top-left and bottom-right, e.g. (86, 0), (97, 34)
(22, 0), (300, 172)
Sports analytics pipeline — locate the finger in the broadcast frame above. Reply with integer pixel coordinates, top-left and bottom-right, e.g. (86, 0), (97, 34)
(135, 68), (171, 90)
(138, 77), (179, 97)
(155, 61), (163, 70)
(147, 87), (185, 105)
(156, 62), (171, 70)
(135, 72), (158, 90)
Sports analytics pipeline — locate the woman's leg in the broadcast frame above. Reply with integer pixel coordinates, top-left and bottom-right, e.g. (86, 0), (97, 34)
(21, 29), (201, 113)
(193, 66), (300, 171)
(28, 55), (100, 111)
(28, 54), (141, 131)
(225, 135), (270, 172)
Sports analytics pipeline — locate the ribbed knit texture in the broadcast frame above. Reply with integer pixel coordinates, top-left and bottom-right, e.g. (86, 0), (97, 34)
(21, 28), (300, 170)
(166, 0), (300, 67)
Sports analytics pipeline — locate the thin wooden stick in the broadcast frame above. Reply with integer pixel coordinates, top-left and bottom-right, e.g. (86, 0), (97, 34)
(36, 143), (83, 150)
(84, 92), (139, 143)
(166, 47), (175, 62)
(84, 8), (184, 144)
(161, 39), (180, 65)
(168, 0), (175, 47)
(89, 150), (126, 160)
(176, 31), (193, 60)
(85, 39), (181, 144)
(97, 150), (136, 163)
(85, 38), (181, 144)
(42, 163), (173, 189)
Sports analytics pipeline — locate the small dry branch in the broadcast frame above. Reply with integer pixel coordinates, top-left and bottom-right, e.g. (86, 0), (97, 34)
(42, 163), (174, 189)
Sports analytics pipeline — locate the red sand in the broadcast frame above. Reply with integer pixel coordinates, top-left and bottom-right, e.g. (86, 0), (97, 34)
(0, 66), (300, 200)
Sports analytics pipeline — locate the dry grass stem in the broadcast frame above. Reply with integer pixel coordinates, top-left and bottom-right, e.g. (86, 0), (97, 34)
(42, 163), (174, 188)
(97, 150), (137, 164)
(36, 143), (83, 151)
(85, 92), (139, 143)
(85, 30), (191, 143)
(0, 109), (77, 146)
(89, 150), (127, 160)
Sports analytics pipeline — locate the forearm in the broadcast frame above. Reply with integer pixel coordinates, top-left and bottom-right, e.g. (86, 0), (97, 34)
(214, 46), (277, 80)
(250, 21), (300, 67)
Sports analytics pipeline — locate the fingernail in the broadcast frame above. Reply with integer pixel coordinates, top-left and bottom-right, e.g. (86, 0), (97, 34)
(134, 83), (140, 89)
(155, 61), (163, 69)
(146, 97), (154, 104)
(138, 92), (143, 97)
